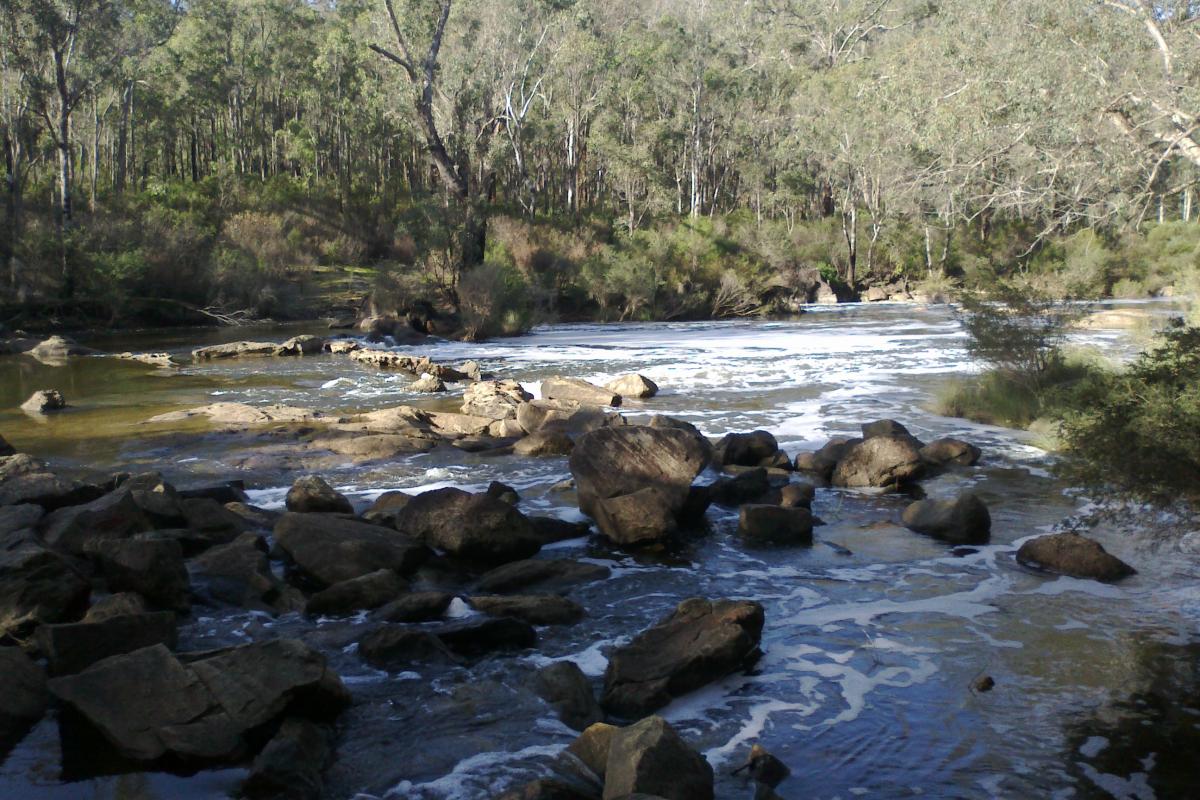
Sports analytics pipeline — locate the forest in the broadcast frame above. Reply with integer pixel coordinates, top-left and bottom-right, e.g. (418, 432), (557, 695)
(2, 0), (1199, 332)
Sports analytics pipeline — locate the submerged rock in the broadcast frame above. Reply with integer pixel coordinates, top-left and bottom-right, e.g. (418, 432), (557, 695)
(602, 598), (764, 717)
(358, 626), (456, 669)
(1016, 532), (1136, 581)
(433, 616), (538, 658)
(901, 493), (991, 544)
(713, 430), (779, 468)
(602, 715), (714, 800)
(20, 389), (66, 415)
(285, 475), (353, 515)
(462, 380), (532, 420)
(192, 341), (280, 361)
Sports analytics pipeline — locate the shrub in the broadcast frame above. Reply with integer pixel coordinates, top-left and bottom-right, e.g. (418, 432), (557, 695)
(457, 261), (536, 340)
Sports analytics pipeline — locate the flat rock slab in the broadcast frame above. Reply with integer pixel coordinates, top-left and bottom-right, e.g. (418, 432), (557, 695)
(476, 558), (610, 594)
(468, 595), (585, 625)
(274, 513), (429, 588)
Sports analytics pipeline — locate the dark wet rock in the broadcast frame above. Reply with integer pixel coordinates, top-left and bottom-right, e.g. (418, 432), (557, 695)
(397, 487), (541, 564)
(367, 491), (412, 515)
(0, 646), (47, 757)
(1016, 532), (1136, 581)
(21, 389), (66, 414)
(861, 419), (914, 440)
(48, 639), (348, 763)
(570, 425), (708, 528)
(602, 598), (764, 717)
(543, 377), (622, 407)
(0, 454), (90, 509)
(0, 544), (90, 638)
(371, 591), (453, 623)
(536, 661), (602, 731)
(647, 415), (711, 464)
(793, 437), (858, 480)
(469, 594), (584, 625)
(82, 592), (148, 622)
(87, 537), (190, 612)
(602, 715), (714, 800)
(305, 569), (408, 617)
(593, 488), (679, 546)
(496, 779), (598, 800)
(477, 559), (610, 594)
(241, 717), (331, 800)
(40, 474), (185, 556)
(274, 335), (325, 357)
(0, 503), (43, 536)
(972, 675), (995, 693)
(191, 533), (303, 613)
(224, 502), (281, 531)
(487, 481), (521, 505)
(605, 374), (658, 399)
(274, 512), (429, 589)
(434, 616), (537, 658)
(285, 475), (353, 514)
(901, 493), (991, 544)
(713, 430), (778, 468)
(174, 497), (249, 552)
(36, 611), (178, 676)
(919, 437), (982, 467)
(778, 483), (816, 509)
(733, 743), (790, 789)
(708, 468), (772, 507)
(737, 505), (814, 545)
(529, 516), (591, 545)
(0, 435), (13, 457)
(567, 721), (618, 780)
(358, 626), (456, 669)
(462, 380), (532, 420)
(178, 481), (249, 506)
(192, 341), (280, 360)
(831, 435), (923, 489)
(515, 431), (576, 457)
(760, 450), (793, 471)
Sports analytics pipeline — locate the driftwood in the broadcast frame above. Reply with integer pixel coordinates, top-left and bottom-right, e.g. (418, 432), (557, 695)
(129, 298), (255, 326)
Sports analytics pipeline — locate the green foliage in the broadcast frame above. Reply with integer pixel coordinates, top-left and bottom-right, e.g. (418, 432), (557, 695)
(457, 261), (537, 340)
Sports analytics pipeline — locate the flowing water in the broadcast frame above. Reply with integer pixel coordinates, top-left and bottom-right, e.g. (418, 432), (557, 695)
(2, 303), (1199, 800)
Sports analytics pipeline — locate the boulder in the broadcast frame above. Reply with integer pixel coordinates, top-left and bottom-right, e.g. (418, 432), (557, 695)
(367, 491), (412, 515)
(285, 475), (353, 514)
(178, 482), (250, 506)
(737, 505), (814, 545)
(191, 534), (302, 613)
(569, 426), (709, 519)
(83, 592), (148, 622)
(28, 335), (98, 363)
(410, 374), (446, 393)
(713, 431), (779, 468)
(602, 715), (714, 800)
(36, 611), (178, 675)
(175, 497), (249, 552)
(778, 483), (815, 509)
(21, 389), (66, 414)
(0, 503), (43, 536)
(371, 591), (454, 623)
(793, 437), (857, 481)
(593, 488), (679, 546)
(0, 545), (90, 638)
(273, 513), (429, 589)
(602, 598), (764, 717)
(733, 743), (790, 789)
(567, 722), (618, 780)
(647, 416), (711, 463)
(40, 474), (186, 555)
(462, 380), (532, 420)
(47, 639), (348, 763)
(1016, 533), (1136, 582)
(396, 487), (541, 564)
(707, 468), (772, 507)
(241, 717), (331, 800)
(863, 286), (888, 302)
(0, 647), (47, 757)
(274, 335), (324, 356)
(487, 481), (521, 505)
(543, 377), (622, 407)
(468, 595), (584, 625)
(518, 399), (621, 436)
(477, 558), (611, 594)
(605, 374), (659, 399)
(919, 438), (982, 467)
(831, 435), (923, 489)
(901, 493), (991, 544)
(358, 627), (456, 670)
(433, 616), (537, 658)
(529, 516), (591, 545)
(305, 569), (408, 616)
(536, 661), (602, 731)
(88, 537), (191, 612)
(514, 431), (576, 457)
(861, 419), (913, 440)
(192, 341), (280, 361)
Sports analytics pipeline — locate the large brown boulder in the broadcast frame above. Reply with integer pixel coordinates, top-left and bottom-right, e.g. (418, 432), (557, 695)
(542, 377), (622, 407)
(285, 475), (353, 514)
(396, 487), (542, 564)
(192, 341), (280, 361)
(462, 380), (532, 420)
(593, 488), (680, 546)
(901, 493), (991, 544)
(191, 533), (302, 613)
(602, 715), (714, 800)
(602, 598), (764, 717)
(518, 399), (621, 436)
(1016, 533), (1136, 582)
(569, 426), (709, 520)
(47, 639), (349, 763)
(273, 513), (429, 588)
(0, 647), (47, 757)
(40, 474), (186, 555)
(514, 431), (575, 457)
(713, 430), (779, 468)
(831, 435), (923, 489)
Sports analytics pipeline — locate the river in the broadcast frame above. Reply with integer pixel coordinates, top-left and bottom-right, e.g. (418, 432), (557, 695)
(2, 303), (1198, 799)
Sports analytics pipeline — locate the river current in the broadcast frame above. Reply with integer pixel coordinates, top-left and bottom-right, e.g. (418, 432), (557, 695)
(2, 303), (1199, 799)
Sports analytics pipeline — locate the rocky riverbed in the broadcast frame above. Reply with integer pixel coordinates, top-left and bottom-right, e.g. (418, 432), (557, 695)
(1, 304), (1197, 799)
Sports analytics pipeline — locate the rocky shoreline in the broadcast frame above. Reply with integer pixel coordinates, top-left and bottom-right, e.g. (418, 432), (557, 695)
(0, 330), (1140, 799)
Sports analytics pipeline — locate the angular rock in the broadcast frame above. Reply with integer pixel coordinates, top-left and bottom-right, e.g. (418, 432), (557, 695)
(707, 468), (772, 507)
(274, 513), (428, 588)
(305, 569), (408, 616)
(83, 592), (148, 622)
(487, 481), (521, 505)
(497, 780), (597, 800)
(0, 646), (46, 755)
(593, 488), (679, 546)
(88, 537), (190, 611)
(371, 591), (454, 623)
(358, 626), (457, 669)
(901, 493), (991, 544)
(1016, 533), (1136, 582)
(570, 426), (709, 519)
(861, 419), (912, 440)
(21, 389), (66, 414)
(919, 437), (982, 467)
(477, 559), (610, 594)
(274, 335), (324, 356)
(462, 380), (532, 420)
(514, 431), (575, 457)
(713, 431), (778, 468)
(325, 338), (360, 355)
(410, 374), (446, 393)
(469, 594), (584, 625)
(178, 482), (249, 506)
(647, 416), (712, 465)
(40, 474), (185, 555)
(397, 487), (541, 564)
(536, 661), (603, 731)
(285, 475), (353, 514)
(191, 534), (301, 613)
(567, 722), (618, 780)
(605, 374), (659, 399)
(737, 505), (814, 545)
(518, 399), (621, 436)
(36, 611), (178, 676)
(778, 483), (815, 509)
(368, 491), (412, 515)
(602, 598), (764, 717)
(241, 717), (330, 800)
(434, 616), (536, 658)
(543, 377), (622, 407)
(0, 504), (43, 536)
(0, 545), (90, 638)
(831, 435), (923, 489)
(192, 341), (279, 361)
(602, 715), (714, 800)
(793, 437), (857, 481)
